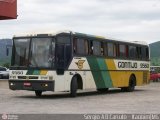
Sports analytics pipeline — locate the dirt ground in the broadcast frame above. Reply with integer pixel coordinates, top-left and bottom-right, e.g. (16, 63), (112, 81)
(0, 80), (160, 114)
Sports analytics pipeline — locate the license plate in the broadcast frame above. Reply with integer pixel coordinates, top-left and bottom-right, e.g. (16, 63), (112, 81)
(24, 82), (31, 86)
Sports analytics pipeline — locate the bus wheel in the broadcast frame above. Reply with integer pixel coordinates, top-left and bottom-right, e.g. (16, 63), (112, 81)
(121, 75), (136, 92)
(35, 91), (42, 97)
(70, 76), (78, 97)
(127, 75), (136, 92)
(97, 88), (109, 93)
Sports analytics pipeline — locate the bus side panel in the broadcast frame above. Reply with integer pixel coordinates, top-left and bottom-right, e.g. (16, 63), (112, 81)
(87, 57), (113, 89)
(63, 71), (87, 91)
(85, 71), (97, 89)
(105, 59), (123, 87)
(66, 57), (95, 91)
(106, 59), (150, 87)
(53, 73), (65, 92)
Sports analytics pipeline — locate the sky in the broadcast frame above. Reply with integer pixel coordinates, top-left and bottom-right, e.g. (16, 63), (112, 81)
(0, 0), (160, 44)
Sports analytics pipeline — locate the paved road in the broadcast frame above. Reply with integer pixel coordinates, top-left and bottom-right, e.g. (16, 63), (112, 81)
(0, 81), (160, 114)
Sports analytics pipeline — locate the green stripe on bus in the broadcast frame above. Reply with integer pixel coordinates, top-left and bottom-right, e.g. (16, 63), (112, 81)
(96, 58), (113, 88)
(26, 70), (40, 75)
(33, 70), (40, 75)
(87, 57), (113, 88)
(26, 70), (34, 75)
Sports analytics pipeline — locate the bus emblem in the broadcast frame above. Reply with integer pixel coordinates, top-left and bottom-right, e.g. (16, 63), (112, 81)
(75, 60), (85, 69)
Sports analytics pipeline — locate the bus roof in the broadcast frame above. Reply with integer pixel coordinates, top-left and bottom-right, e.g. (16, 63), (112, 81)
(13, 30), (148, 46)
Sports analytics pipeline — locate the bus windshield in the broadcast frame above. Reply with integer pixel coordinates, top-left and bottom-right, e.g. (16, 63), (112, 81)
(13, 38), (30, 67)
(30, 38), (54, 68)
(12, 37), (55, 68)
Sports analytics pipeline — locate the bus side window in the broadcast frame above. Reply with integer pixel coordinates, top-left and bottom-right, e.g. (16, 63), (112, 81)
(73, 38), (77, 54)
(93, 41), (101, 56)
(101, 42), (104, 56)
(129, 46), (136, 59)
(119, 44), (126, 58)
(142, 47), (149, 60)
(74, 38), (89, 55)
(142, 47), (146, 60)
(84, 39), (89, 55)
(104, 42), (108, 56)
(136, 47), (142, 59)
(108, 43), (114, 57)
(146, 47), (149, 60)
(117, 44), (120, 57)
(77, 38), (84, 55)
(89, 41), (93, 55)
(113, 44), (117, 57)
(126, 45), (129, 57)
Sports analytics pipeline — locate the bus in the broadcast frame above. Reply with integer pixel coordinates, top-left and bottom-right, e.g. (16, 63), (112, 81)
(9, 31), (150, 97)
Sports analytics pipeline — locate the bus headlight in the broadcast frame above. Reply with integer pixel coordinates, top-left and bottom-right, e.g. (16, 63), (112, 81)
(10, 83), (15, 86)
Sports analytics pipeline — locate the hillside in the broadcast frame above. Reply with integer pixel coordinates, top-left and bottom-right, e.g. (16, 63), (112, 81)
(149, 41), (160, 66)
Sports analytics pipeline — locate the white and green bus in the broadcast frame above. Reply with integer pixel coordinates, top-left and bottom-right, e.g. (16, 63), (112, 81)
(9, 31), (150, 97)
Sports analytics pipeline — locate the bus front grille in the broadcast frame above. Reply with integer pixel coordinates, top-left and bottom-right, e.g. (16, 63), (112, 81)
(18, 76), (39, 80)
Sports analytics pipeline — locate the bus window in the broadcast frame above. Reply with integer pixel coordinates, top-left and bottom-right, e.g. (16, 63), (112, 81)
(108, 43), (114, 57)
(84, 39), (89, 55)
(126, 45), (129, 57)
(129, 46), (136, 59)
(73, 38), (77, 54)
(74, 38), (88, 55)
(107, 43), (116, 57)
(146, 47), (149, 60)
(136, 47), (142, 59)
(101, 42), (104, 56)
(119, 44), (126, 58)
(89, 41), (93, 55)
(142, 47), (149, 60)
(30, 38), (52, 68)
(113, 44), (117, 57)
(13, 39), (30, 66)
(104, 42), (108, 56)
(93, 41), (101, 56)
(77, 38), (84, 55)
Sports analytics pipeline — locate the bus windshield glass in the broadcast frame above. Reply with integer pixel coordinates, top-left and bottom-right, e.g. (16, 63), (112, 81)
(13, 38), (30, 67)
(12, 37), (55, 68)
(30, 38), (54, 68)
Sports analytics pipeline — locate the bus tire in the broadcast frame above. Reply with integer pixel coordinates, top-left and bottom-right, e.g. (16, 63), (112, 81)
(121, 75), (136, 92)
(35, 91), (42, 97)
(97, 88), (109, 92)
(126, 75), (136, 92)
(70, 76), (78, 97)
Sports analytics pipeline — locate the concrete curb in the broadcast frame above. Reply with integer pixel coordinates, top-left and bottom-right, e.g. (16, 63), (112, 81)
(0, 79), (9, 89)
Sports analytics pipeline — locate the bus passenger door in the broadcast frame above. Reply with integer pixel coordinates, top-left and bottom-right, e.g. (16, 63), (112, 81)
(55, 43), (72, 91)
(56, 44), (71, 75)
(56, 44), (65, 74)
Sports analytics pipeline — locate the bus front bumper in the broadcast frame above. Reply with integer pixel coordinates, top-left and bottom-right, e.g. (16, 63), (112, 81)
(8, 80), (54, 91)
